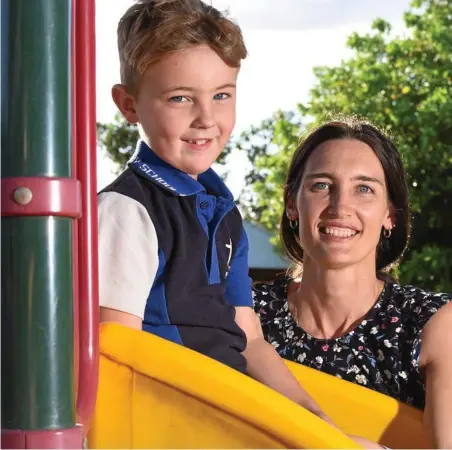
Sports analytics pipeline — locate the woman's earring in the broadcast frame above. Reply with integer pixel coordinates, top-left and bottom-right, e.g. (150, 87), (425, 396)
(383, 228), (391, 238)
(289, 219), (299, 230)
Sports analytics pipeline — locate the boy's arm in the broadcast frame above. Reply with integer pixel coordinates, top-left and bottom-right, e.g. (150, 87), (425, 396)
(234, 306), (329, 419)
(98, 192), (158, 329)
(100, 307), (142, 329)
(223, 227), (330, 419)
(235, 310), (384, 448)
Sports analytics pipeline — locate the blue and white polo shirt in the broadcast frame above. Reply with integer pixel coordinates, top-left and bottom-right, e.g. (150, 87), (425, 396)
(98, 141), (253, 372)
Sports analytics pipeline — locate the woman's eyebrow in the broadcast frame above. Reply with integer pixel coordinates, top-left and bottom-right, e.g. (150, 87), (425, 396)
(304, 172), (333, 180)
(353, 175), (384, 186)
(304, 173), (384, 187)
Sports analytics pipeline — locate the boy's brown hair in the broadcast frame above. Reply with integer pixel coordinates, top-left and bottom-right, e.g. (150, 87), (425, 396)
(118, 0), (248, 93)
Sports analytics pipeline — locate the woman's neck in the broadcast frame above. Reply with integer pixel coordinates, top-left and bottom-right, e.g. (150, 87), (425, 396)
(289, 259), (384, 340)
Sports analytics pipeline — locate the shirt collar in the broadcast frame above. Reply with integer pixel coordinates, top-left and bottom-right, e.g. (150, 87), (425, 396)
(128, 140), (234, 199)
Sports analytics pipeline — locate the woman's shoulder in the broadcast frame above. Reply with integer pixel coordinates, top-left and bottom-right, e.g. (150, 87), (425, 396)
(252, 275), (291, 315)
(388, 282), (451, 328)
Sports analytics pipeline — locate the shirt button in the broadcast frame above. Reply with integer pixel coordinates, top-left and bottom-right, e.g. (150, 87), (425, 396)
(200, 201), (209, 210)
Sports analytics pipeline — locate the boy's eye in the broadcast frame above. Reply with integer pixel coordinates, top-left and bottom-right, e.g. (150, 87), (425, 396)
(213, 92), (230, 100)
(169, 95), (189, 103)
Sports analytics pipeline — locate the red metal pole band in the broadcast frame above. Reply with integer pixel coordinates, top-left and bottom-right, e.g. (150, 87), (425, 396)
(2, 426), (83, 449)
(1, 177), (81, 218)
(74, 0), (99, 432)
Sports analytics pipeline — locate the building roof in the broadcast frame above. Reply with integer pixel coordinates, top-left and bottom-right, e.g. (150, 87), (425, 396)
(243, 220), (288, 269)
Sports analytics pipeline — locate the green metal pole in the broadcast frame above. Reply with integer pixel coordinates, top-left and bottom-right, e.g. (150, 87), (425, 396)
(1, 0), (75, 434)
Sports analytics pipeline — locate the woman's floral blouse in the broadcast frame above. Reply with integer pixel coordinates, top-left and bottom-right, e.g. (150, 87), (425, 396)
(253, 276), (451, 409)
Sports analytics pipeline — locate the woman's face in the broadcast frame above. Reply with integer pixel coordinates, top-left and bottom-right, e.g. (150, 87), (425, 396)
(289, 138), (394, 270)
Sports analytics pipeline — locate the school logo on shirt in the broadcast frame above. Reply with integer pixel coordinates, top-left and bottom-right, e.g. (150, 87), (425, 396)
(135, 161), (178, 192)
(225, 238), (232, 277)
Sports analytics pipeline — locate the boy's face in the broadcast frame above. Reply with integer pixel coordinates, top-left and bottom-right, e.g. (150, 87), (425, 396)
(113, 45), (239, 178)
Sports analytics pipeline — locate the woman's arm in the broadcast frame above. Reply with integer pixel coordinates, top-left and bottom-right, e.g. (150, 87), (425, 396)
(420, 302), (452, 448)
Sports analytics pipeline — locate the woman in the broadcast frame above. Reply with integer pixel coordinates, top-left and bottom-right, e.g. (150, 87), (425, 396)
(253, 119), (451, 448)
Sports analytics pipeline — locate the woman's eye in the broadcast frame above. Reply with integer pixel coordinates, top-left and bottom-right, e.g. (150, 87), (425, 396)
(213, 92), (230, 100)
(169, 96), (189, 103)
(313, 182), (330, 191)
(358, 185), (373, 194)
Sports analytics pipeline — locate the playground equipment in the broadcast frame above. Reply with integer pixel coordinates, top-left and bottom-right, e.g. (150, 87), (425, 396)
(89, 323), (428, 449)
(1, 1), (428, 448)
(2, 0), (97, 447)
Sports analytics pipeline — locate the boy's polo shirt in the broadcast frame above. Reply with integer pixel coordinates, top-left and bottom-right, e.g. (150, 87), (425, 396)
(98, 141), (253, 372)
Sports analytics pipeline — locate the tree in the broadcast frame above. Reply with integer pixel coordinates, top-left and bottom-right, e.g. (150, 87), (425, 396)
(97, 0), (451, 291)
(235, 0), (452, 291)
(97, 114), (140, 173)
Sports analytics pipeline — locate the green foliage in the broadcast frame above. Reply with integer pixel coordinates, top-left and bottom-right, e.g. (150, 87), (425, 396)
(97, 113), (139, 173)
(235, 0), (452, 291)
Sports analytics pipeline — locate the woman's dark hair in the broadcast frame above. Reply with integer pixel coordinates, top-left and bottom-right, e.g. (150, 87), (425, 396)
(281, 118), (411, 282)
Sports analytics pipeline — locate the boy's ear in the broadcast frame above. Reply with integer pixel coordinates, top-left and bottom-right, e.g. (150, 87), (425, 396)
(111, 84), (138, 124)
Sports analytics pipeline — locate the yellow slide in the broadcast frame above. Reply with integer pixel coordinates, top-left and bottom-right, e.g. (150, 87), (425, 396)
(88, 323), (428, 449)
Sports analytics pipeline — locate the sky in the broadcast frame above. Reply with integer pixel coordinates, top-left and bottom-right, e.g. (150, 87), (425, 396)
(95, 0), (411, 193)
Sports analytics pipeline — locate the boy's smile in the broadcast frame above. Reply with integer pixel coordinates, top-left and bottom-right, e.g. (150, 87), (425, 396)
(180, 138), (216, 153)
(113, 44), (239, 179)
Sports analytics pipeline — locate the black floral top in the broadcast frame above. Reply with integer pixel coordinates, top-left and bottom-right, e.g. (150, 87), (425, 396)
(253, 277), (451, 410)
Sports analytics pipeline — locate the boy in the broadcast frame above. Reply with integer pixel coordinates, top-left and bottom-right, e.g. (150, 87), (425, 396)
(98, 0), (329, 424)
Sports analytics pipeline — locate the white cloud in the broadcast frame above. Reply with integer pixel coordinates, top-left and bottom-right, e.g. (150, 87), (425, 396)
(212, 0), (410, 30)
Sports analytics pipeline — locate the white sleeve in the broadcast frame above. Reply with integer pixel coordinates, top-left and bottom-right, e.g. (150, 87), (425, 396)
(98, 191), (158, 320)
